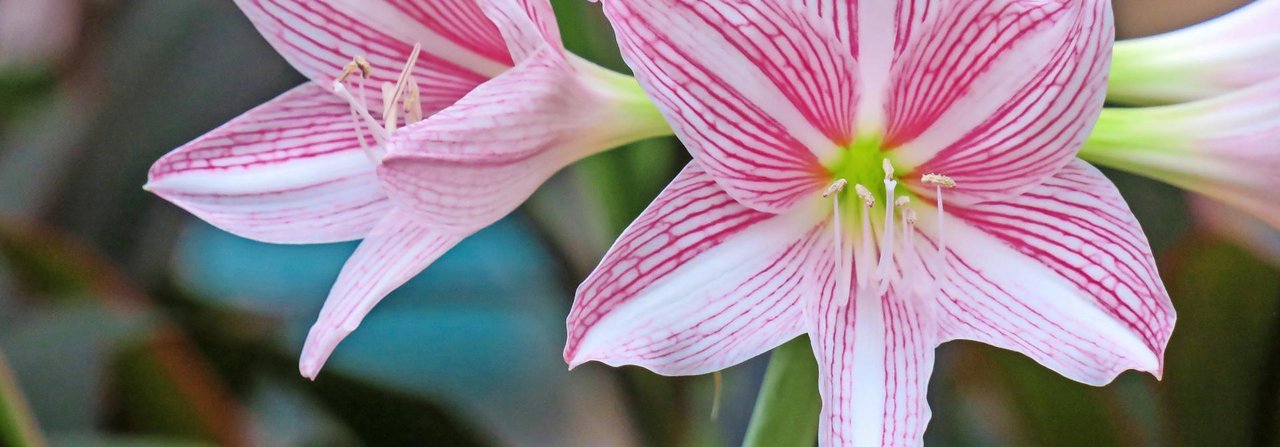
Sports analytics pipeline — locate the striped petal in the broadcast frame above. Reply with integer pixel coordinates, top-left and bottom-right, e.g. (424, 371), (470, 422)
(1110, 0), (1280, 105)
(890, 0), (1114, 205)
(808, 281), (936, 447)
(377, 46), (669, 232)
(1081, 78), (1280, 229)
(478, 0), (563, 62)
(299, 209), (464, 379)
(934, 160), (1174, 385)
(145, 83), (390, 244)
(234, 0), (512, 115)
(599, 0), (859, 213)
(565, 163), (825, 375)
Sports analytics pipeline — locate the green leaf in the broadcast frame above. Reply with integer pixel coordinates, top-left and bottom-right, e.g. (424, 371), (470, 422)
(743, 336), (820, 447)
(0, 349), (46, 447)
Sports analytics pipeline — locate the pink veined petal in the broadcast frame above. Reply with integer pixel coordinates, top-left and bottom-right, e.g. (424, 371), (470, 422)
(1082, 78), (1280, 230)
(565, 163), (826, 375)
(233, 0), (511, 115)
(477, 0), (564, 62)
(808, 270), (936, 447)
(932, 160), (1175, 386)
(378, 46), (667, 232)
(600, 0), (859, 213)
(1109, 0), (1280, 104)
(888, 0), (1114, 206)
(299, 209), (465, 379)
(145, 83), (391, 244)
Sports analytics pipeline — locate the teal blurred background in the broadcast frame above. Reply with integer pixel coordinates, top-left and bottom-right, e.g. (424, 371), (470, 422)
(0, 0), (1272, 446)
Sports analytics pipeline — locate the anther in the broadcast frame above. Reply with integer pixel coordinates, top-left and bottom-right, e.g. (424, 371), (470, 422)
(854, 184), (876, 207)
(922, 174), (956, 188)
(336, 56), (372, 84)
(903, 208), (918, 226)
(824, 179), (848, 198)
(882, 159), (896, 180)
(383, 43), (423, 120)
(895, 196), (911, 208)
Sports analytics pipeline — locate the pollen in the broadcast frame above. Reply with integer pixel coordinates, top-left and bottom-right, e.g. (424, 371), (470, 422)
(824, 179), (849, 198)
(336, 56), (372, 83)
(922, 174), (957, 188)
(895, 196), (911, 208)
(854, 184), (876, 207)
(882, 158), (896, 180)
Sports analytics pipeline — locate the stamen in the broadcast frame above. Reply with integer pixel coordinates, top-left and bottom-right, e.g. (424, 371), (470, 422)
(922, 174), (956, 188)
(854, 184), (876, 208)
(922, 173), (957, 267)
(383, 43), (423, 122)
(336, 56), (372, 83)
(333, 83), (388, 148)
(405, 75), (424, 124)
(824, 179), (849, 198)
(381, 83), (400, 133)
(829, 180), (852, 307)
(900, 207), (916, 288)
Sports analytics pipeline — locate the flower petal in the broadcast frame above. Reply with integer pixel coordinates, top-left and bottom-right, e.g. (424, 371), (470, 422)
(933, 160), (1175, 385)
(600, 0), (860, 213)
(565, 163), (826, 375)
(378, 46), (668, 232)
(234, 0), (511, 114)
(146, 83), (390, 244)
(1109, 0), (1280, 105)
(477, 0), (563, 62)
(808, 280), (936, 447)
(890, 0), (1113, 205)
(299, 209), (464, 379)
(1081, 78), (1280, 229)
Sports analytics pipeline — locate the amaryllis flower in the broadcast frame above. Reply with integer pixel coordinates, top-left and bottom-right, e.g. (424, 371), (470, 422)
(145, 0), (667, 378)
(567, 1), (1174, 445)
(1109, 0), (1280, 105)
(1081, 78), (1280, 228)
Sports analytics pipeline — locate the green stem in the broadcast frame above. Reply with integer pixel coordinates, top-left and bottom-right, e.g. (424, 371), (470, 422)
(743, 336), (821, 447)
(0, 349), (46, 447)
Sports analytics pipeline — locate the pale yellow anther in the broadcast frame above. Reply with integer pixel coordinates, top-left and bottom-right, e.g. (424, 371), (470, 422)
(882, 159), (896, 180)
(895, 196), (911, 208)
(336, 56), (372, 83)
(383, 43), (423, 120)
(854, 184), (876, 207)
(405, 76), (424, 123)
(823, 179), (849, 198)
(904, 208), (918, 226)
(922, 174), (957, 188)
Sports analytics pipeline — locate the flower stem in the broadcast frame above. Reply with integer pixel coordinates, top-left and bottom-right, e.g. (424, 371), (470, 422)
(743, 336), (820, 447)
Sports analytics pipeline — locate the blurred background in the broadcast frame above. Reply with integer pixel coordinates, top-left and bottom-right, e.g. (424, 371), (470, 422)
(0, 0), (1271, 446)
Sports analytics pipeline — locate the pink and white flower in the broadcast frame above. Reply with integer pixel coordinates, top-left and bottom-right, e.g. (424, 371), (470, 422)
(1109, 0), (1280, 105)
(567, 1), (1174, 445)
(1081, 78), (1280, 229)
(145, 0), (667, 378)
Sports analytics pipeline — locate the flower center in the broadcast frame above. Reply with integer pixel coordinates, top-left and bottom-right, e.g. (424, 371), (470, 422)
(331, 43), (427, 165)
(822, 137), (956, 305)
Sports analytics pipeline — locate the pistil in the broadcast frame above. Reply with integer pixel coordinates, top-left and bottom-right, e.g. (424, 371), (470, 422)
(826, 179), (852, 306)
(875, 160), (898, 295)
